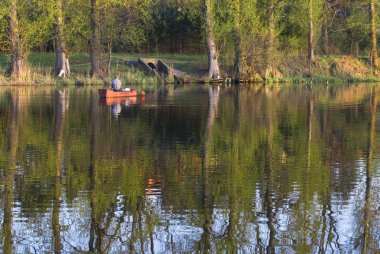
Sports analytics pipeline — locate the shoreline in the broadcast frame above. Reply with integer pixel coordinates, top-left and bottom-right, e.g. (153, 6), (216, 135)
(1, 53), (380, 86)
(1, 76), (380, 86)
(2, 74), (380, 86)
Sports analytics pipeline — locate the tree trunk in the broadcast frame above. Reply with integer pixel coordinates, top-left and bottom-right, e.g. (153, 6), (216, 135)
(232, 30), (241, 81)
(355, 42), (359, 57)
(203, 0), (220, 79)
(155, 36), (159, 55)
(321, 2), (330, 56)
(108, 41), (112, 75)
(308, 0), (315, 76)
(233, 0), (241, 81)
(370, 0), (378, 70)
(54, 0), (70, 77)
(265, 0), (275, 80)
(322, 21), (329, 56)
(6, 0), (25, 77)
(90, 0), (101, 77)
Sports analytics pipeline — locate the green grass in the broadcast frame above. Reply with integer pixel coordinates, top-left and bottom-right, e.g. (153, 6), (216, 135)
(0, 52), (211, 85)
(0, 53), (168, 85)
(1, 53), (380, 85)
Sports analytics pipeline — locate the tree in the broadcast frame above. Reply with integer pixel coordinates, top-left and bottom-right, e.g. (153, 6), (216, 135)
(369, 0), (378, 69)
(100, 0), (153, 74)
(6, 0), (25, 77)
(149, 0), (202, 54)
(89, 0), (154, 77)
(216, 0), (258, 79)
(308, 0), (315, 64)
(0, 3), (8, 52)
(320, 1), (334, 56)
(90, 0), (101, 77)
(264, 0), (276, 79)
(346, 0), (368, 56)
(297, 0), (323, 74)
(232, 0), (241, 80)
(54, 0), (70, 77)
(203, 0), (220, 79)
(2, 0), (54, 77)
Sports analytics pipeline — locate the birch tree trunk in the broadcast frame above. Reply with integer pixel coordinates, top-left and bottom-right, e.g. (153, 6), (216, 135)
(90, 0), (101, 77)
(203, 0), (220, 79)
(308, 0), (315, 64)
(370, 0), (378, 69)
(54, 0), (70, 77)
(307, 0), (315, 77)
(6, 0), (25, 77)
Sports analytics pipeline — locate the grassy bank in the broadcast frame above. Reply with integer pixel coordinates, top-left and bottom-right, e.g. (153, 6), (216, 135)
(0, 53), (166, 86)
(0, 53), (379, 85)
(274, 55), (380, 83)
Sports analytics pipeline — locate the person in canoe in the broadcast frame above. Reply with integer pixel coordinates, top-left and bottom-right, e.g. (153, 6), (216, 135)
(111, 76), (132, 92)
(111, 76), (122, 91)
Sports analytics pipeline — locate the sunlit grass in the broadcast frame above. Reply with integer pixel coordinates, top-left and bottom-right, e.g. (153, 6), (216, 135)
(0, 53), (163, 85)
(0, 53), (379, 85)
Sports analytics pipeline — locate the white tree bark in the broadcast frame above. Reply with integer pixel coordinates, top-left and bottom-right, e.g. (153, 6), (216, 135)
(54, 0), (70, 77)
(203, 0), (220, 79)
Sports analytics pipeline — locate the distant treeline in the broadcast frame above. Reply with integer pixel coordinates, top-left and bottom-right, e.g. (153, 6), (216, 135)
(0, 0), (378, 79)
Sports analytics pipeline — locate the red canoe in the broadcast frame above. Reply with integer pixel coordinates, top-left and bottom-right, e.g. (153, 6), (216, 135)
(98, 88), (145, 98)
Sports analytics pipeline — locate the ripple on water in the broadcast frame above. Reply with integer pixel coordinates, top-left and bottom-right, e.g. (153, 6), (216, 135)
(1, 85), (380, 253)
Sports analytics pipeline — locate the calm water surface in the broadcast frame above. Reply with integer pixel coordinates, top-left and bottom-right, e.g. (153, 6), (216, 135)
(0, 84), (380, 253)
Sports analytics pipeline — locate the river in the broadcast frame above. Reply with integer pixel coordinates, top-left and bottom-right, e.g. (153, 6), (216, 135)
(0, 84), (379, 253)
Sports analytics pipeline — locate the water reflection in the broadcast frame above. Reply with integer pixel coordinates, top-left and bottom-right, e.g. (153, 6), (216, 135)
(0, 84), (379, 252)
(99, 97), (145, 118)
(53, 89), (68, 254)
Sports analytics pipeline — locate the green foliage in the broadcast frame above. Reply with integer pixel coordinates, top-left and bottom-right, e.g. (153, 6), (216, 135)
(100, 0), (154, 51)
(0, 0), (375, 56)
(0, 0), (378, 81)
(64, 0), (91, 52)
(0, 2), (8, 52)
(150, 0), (203, 53)
(213, 0), (264, 71)
(17, 0), (55, 52)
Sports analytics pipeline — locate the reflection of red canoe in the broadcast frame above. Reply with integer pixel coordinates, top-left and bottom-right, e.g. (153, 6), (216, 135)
(98, 88), (145, 98)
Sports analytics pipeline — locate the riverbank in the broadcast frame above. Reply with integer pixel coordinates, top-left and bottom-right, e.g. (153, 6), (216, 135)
(0, 53), (379, 85)
(274, 55), (380, 83)
(0, 53), (159, 86)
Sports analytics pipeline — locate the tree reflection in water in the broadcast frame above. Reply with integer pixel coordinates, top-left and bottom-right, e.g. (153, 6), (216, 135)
(0, 84), (379, 253)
